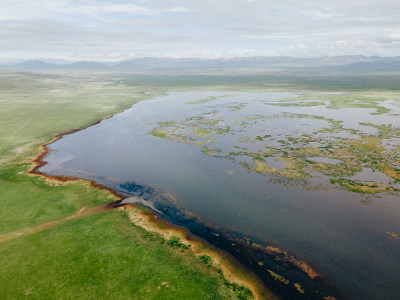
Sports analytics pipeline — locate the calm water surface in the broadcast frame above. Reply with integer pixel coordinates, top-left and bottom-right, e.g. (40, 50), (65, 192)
(41, 92), (400, 300)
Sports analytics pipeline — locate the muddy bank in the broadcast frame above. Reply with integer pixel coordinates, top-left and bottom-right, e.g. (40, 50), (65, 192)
(122, 204), (274, 300)
(28, 123), (275, 300)
(28, 108), (338, 300)
(132, 197), (339, 300)
(29, 115), (127, 206)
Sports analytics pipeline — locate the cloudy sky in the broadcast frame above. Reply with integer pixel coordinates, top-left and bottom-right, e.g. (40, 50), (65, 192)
(0, 0), (399, 62)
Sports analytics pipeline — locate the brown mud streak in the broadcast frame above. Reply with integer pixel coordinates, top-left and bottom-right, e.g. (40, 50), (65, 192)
(29, 114), (127, 208)
(252, 244), (323, 280)
(26, 116), (275, 300)
(123, 204), (276, 300)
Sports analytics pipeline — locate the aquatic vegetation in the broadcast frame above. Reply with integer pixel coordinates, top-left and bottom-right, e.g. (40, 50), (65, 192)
(193, 126), (214, 138)
(202, 147), (220, 156)
(185, 96), (218, 105)
(185, 95), (232, 105)
(295, 283), (305, 294)
(149, 93), (400, 194)
(269, 100), (326, 107)
(254, 161), (278, 174)
(268, 270), (289, 285)
(386, 232), (400, 239)
(273, 92), (396, 115)
(149, 128), (168, 138)
(150, 115), (230, 146)
(383, 167), (400, 181)
(330, 179), (392, 194)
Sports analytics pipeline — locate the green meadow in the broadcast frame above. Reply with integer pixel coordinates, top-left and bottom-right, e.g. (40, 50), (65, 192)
(0, 72), (254, 299)
(1, 69), (399, 299)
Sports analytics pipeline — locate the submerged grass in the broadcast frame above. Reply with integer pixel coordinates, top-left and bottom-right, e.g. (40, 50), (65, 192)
(267, 270), (289, 285)
(329, 179), (390, 194)
(149, 91), (400, 194)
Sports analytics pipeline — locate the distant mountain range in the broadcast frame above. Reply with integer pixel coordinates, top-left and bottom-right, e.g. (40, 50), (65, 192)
(1, 55), (399, 73)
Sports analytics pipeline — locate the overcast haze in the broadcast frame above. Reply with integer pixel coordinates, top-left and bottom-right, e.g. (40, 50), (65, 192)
(1, 0), (399, 62)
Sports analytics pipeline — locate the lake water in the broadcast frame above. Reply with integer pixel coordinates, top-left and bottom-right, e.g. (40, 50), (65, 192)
(40, 92), (400, 300)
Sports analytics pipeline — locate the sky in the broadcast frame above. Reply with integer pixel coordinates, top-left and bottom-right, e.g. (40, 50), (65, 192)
(0, 0), (399, 62)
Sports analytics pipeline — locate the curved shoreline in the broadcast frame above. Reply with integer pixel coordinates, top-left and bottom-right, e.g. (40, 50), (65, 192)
(147, 198), (338, 300)
(29, 115), (127, 207)
(28, 109), (339, 300)
(122, 204), (274, 300)
(28, 114), (275, 300)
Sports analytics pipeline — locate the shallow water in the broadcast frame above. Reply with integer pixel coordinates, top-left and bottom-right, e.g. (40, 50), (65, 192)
(41, 92), (400, 300)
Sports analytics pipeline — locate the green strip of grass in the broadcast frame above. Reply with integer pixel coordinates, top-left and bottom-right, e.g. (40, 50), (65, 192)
(0, 210), (238, 299)
(0, 72), (256, 299)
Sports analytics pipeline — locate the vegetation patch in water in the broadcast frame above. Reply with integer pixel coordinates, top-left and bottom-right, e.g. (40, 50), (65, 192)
(329, 179), (391, 194)
(386, 232), (400, 239)
(185, 96), (217, 105)
(294, 283), (305, 294)
(269, 100), (326, 107)
(149, 92), (400, 195)
(268, 270), (290, 285)
(273, 92), (398, 115)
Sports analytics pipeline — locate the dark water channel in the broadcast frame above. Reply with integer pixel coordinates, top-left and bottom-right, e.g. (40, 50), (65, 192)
(40, 92), (400, 300)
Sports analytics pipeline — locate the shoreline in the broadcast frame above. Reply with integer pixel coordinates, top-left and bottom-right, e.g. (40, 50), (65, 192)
(147, 198), (338, 300)
(122, 204), (274, 300)
(29, 114), (128, 207)
(28, 108), (339, 300)
(28, 113), (275, 300)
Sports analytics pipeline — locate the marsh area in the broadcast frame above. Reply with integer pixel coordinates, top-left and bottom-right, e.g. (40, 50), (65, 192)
(41, 91), (400, 300)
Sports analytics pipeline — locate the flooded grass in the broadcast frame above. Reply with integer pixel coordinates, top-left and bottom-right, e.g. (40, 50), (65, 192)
(150, 92), (400, 194)
(33, 86), (400, 300)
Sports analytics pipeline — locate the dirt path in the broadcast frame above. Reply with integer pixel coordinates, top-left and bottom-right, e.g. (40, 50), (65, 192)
(10, 118), (32, 139)
(0, 205), (110, 244)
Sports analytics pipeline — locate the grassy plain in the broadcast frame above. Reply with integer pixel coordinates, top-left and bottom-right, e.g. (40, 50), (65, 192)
(0, 71), (255, 299)
(1, 69), (399, 299)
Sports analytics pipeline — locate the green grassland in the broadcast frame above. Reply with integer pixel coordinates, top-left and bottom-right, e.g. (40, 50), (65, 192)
(116, 73), (400, 92)
(0, 211), (245, 299)
(1, 69), (399, 299)
(0, 71), (254, 299)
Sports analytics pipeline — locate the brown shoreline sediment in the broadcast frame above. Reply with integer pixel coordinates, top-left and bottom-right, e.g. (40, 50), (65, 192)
(157, 206), (338, 300)
(27, 115), (276, 300)
(122, 204), (276, 300)
(29, 114), (127, 206)
(27, 109), (338, 300)
(251, 244), (323, 280)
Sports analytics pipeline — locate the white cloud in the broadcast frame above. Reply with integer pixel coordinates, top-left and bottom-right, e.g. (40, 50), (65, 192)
(335, 40), (348, 46)
(96, 3), (156, 15)
(388, 31), (400, 41)
(164, 7), (191, 13)
(0, 0), (400, 60)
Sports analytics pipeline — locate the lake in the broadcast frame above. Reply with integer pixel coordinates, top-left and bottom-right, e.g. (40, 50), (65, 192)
(40, 92), (400, 300)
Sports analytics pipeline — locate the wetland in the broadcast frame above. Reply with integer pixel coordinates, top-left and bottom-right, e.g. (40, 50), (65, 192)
(40, 91), (400, 300)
